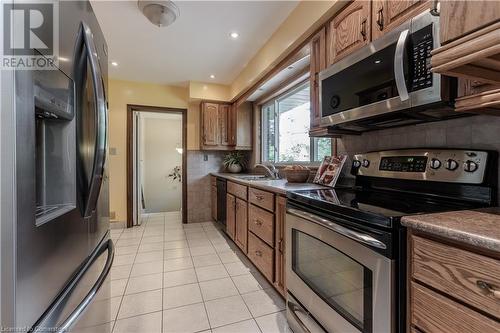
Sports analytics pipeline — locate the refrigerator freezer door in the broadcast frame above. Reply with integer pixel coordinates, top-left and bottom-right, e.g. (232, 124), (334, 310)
(32, 237), (114, 332)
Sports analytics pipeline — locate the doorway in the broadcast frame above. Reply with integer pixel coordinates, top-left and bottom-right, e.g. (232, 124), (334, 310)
(127, 105), (187, 227)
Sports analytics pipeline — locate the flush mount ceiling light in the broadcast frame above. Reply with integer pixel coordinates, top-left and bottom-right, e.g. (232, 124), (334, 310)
(230, 32), (239, 39)
(138, 0), (180, 27)
(111, 61), (118, 66)
(209, 74), (215, 79)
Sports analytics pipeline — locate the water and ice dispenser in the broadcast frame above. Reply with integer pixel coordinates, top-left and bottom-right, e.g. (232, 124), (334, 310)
(34, 68), (76, 226)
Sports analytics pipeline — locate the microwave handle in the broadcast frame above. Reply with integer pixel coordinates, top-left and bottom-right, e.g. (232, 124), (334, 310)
(394, 29), (410, 101)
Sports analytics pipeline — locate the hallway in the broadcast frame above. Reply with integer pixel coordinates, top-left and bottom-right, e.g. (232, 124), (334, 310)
(109, 213), (289, 333)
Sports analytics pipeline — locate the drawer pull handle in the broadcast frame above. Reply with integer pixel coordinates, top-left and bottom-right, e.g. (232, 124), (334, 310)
(254, 219), (263, 226)
(255, 195), (264, 201)
(476, 280), (500, 298)
(255, 250), (262, 257)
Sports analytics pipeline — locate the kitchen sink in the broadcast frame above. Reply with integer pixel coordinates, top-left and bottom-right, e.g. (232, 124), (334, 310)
(232, 175), (270, 181)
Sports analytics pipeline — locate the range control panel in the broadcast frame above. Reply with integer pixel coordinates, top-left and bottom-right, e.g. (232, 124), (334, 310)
(353, 149), (490, 184)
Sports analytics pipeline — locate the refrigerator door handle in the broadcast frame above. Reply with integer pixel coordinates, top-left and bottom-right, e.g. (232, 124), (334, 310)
(31, 239), (114, 333)
(80, 22), (107, 218)
(57, 239), (114, 332)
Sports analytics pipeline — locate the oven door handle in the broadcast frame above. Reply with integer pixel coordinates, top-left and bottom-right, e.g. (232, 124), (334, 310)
(287, 208), (387, 250)
(288, 300), (326, 333)
(394, 28), (410, 101)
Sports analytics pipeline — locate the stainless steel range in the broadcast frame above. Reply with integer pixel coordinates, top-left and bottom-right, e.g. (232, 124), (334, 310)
(285, 149), (497, 333)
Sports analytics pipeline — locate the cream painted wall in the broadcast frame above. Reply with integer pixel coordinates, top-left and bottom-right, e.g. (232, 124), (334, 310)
(189, 81), (231, 101)
(108, 79), (189, 222)
(230, 0), (344, 99)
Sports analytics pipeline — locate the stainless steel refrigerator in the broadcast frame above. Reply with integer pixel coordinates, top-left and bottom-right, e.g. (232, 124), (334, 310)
(1, 1), (113, 332)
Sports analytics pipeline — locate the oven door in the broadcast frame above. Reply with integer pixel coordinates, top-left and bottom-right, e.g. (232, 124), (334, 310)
(286, 209), (394, 333)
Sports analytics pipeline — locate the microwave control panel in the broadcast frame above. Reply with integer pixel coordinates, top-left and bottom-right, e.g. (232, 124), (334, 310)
(410, 25), (433, 92)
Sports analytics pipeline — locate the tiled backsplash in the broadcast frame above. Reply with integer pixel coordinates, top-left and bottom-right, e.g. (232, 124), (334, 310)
(337, 115), (500, 201)
(186, 151), (225, 223)
(186, 150), (251, 223)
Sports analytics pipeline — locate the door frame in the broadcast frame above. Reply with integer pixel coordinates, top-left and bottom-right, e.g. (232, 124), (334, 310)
(126, 104), (188, 227)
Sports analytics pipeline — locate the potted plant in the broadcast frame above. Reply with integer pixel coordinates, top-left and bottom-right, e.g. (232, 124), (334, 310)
(223, 151), (246, 173)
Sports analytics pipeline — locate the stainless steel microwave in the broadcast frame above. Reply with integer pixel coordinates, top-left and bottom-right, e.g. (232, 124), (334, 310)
(320, 10), (461, 132)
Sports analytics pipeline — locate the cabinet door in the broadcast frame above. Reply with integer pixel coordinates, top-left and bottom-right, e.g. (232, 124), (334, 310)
(226, 193), (236, 240)
(372, 0), (430, 40)
(228, 104), (237, 146)
(440, 1), (500, 44)
(211, 185), (217, 221)
(328, 0), (371, 65)
(201, 102), (219, 146)
(310, 27), (326, 130)
(219, 104), (231, 146)
(274, 196), (287, 297)
(235, 198), (248, 253)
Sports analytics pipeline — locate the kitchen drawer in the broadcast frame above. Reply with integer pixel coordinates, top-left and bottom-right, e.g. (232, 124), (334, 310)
(248, 204), (274, 246)
(248, 187), (274, 212)
(412, 235), (500, 318)
(248, 232), (274, 282)
(211, 176), (217, 187)
(227, 181), (247, 200)
(411, 282), (500, 333)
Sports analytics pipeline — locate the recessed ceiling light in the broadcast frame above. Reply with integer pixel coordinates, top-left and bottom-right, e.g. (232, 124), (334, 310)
(209, 74), (215, 79)
(111, 61), (118, 66)
(374, 60), (382, 64)
(230, 32), (239, 39)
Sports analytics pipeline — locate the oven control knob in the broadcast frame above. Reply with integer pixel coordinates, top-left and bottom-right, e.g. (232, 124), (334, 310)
(430, 158), (441, 170)
(464, 160), (478, 173)
(353, 160), (362, 168)
(445, 159), (459, 171)
(362, 159), (370, 168)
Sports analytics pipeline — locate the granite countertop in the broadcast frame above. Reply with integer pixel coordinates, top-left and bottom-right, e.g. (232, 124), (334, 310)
(211, 173), (328, 195)
(401, 208), (500, 253)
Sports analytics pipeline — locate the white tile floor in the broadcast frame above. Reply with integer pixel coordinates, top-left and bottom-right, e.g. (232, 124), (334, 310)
(109, 212), (291, 333)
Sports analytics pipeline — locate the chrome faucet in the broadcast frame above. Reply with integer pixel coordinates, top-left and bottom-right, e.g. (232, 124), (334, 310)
(254, 163), (280, 179)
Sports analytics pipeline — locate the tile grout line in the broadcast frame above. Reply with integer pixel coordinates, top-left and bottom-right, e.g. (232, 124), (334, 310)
(111, 213), (147, 332)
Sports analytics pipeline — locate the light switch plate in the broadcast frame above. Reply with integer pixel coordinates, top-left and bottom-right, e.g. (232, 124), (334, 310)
(109, 147), (117, 155)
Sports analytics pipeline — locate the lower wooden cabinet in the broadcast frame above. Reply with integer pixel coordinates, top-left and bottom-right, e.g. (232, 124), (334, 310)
(248, 232), (274, 282)
(274, 196), (287, 296)
(226, 193), (236, 240)
(408, 231), (500, 332)
(234, 198), (248, 253)
(225, 183), (287, 297)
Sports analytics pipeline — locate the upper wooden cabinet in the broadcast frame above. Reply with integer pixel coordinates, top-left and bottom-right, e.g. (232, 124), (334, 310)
(219, 104), (231, 146)
(440, 0), (500, 44)
(201, 102), (220, 147)
(310, 27), (326, 132)
(431, 1), (500, 113)
(200, 101), (252, 150)
(232, 101), (253, 150)
(327, 0), (371, 66)
(372, 0), (430, 40)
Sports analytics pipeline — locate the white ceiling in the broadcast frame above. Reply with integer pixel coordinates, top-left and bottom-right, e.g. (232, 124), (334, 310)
(91, 0), (299, 86)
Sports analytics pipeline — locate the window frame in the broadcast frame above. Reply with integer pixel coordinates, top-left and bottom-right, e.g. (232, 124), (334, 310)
(260, 81), (331, 165)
